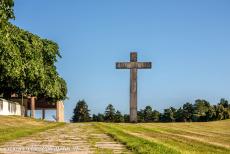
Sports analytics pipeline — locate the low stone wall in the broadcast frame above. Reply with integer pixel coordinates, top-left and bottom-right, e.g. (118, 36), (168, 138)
(0, 99), (25, 116)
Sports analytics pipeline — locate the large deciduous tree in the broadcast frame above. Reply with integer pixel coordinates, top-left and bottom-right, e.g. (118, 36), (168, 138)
(0, 0), (67, 102)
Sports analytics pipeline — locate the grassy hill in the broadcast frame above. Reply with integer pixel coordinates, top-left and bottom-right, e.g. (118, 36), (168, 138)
(95, 120), (230, 154)
(0, 116), (65, 144)
(1, 116), (229, 153)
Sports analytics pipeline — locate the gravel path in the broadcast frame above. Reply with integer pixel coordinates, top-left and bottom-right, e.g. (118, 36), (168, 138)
(0, 123), (130, 154)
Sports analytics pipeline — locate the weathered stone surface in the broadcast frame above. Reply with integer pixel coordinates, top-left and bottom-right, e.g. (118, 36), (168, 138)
(0, 123), (130, 154)
(116, 62), (151, 69)
(116, 52), (152, 122)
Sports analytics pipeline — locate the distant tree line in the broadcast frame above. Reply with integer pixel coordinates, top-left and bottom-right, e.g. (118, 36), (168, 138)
(137, 99), (230, 122)
(71, 99), (230, 123)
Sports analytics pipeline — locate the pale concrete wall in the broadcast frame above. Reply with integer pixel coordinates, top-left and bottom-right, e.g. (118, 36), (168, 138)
(56, 101), (64, 122)
(0, 99), (24, 116)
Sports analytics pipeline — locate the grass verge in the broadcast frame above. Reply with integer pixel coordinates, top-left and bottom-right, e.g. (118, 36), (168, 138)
(95, 123), (180, 154)
(95, 121), (230, 154)
(0, 116), (65, 144)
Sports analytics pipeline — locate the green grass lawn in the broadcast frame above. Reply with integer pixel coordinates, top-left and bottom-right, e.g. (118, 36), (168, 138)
(1, 116), (230, 154)
(95, 120), (230, 154)
(0, 116), (65, 144)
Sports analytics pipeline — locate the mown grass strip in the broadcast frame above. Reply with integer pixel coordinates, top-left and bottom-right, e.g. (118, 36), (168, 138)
(95, 123), (180, 154)
(109, 123), (230, 154)
(0, 121), (65, 145)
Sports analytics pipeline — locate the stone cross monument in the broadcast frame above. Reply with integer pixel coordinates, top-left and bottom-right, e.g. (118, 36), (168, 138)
(116, 52), (152, 122)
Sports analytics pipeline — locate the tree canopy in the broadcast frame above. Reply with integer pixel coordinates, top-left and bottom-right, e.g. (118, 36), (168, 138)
(104, 104), (116, 122)
(0, 0), (14, 26)
(0, 0), (67, 101)
(71, 100), (91, 122)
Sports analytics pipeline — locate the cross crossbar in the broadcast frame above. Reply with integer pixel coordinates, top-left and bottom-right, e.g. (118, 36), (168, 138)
(116, 62), (152, 69)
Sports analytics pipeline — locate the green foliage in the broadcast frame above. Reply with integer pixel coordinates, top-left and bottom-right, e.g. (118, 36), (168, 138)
(175, 107), (185, 122)
(0, 22), (67, 101)
(83, 99), (230, 123)
(71, 100), (91, 122)
(152, 110), (160, 122)
(214, 105), (225, 120)
(91, 104), (125, 123)
(114, 110), (124, 122)
(206, 106), (216, 121)
(192, 99), (210, 121)
(104, 104), (116, 122)
(0, 1), (67, 101)
(138, 106), (160, 122)
(92, 114), (97, 121)
(182, 102), (193, 121)
(162, 107), (176, 122)
(143, 106), (153, 122)
(92, 113), (105, 122)
(219, 98), (229, 108)
(123, 114), (130, 122)
(137, 109), (145, 122)
(0, 0), (15, 27)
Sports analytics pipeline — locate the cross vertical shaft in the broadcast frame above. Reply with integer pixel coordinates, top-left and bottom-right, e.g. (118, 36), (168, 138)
(130, 52), (138, 122)
(130, 68), (137, 122)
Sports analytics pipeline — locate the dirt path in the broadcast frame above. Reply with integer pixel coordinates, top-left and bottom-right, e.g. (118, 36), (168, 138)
(0, 123), (130, 154)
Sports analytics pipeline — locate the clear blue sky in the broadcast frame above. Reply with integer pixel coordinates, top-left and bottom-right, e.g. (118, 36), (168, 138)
(12, 0), (230, 121)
